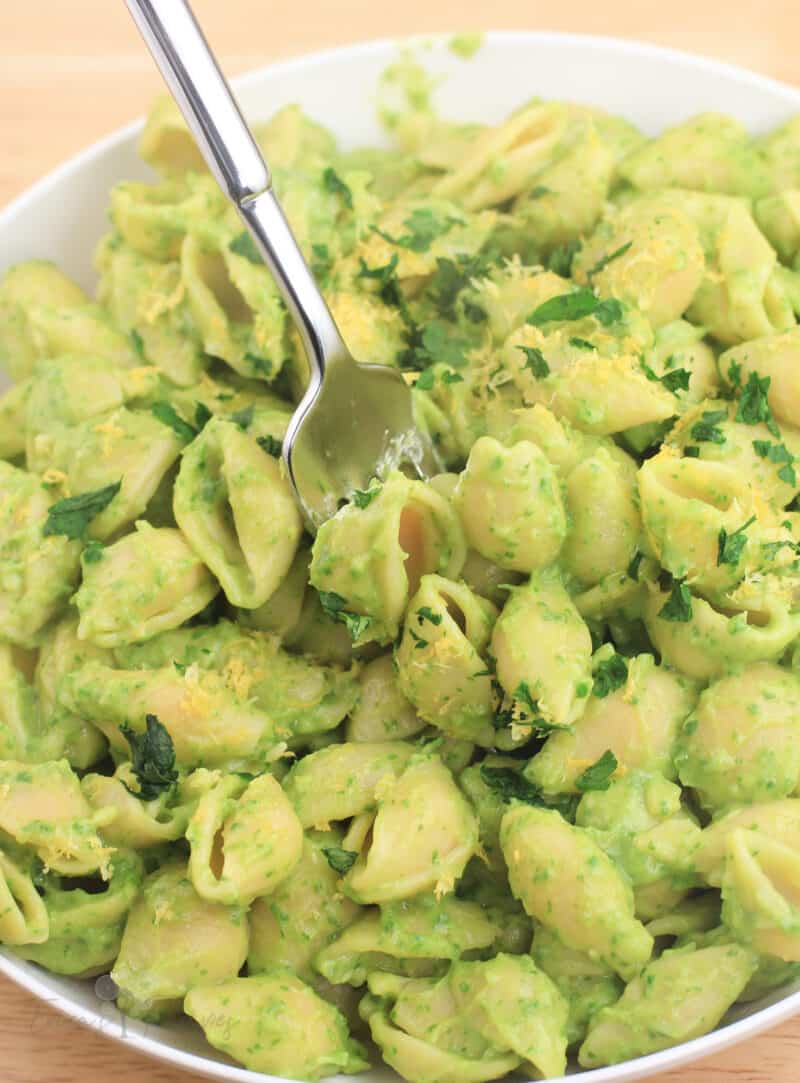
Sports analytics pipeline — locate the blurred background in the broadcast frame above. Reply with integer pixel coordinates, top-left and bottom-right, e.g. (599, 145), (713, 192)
(1, 0), (798, 207)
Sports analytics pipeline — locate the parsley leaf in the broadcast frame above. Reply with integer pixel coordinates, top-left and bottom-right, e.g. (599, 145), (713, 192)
(257, 435), (282, 458)
(352, 485), (381, 509)
(658, 578), (693, 622)
(753, 439), (796, 486)
(375, 208), (460, 253)
(684, 445), (700, 458)
(587, 241), (632, 280)
(626, 550), (643, 581)
(546, 239), (582, 277)
(517, 345), (550, 379)
(120, 714), (178, 802)
(408, 628), (428, 650)
(717, 515), (756, 567)
(429, 253), (495, 316)
(322, 846), (358, 874)
(417, 606), (443, 626)
(689, 409), (728, 445)
(442, 370), (464, 385)
(779, 463), (798, 486)
(82, 540), (105, 564)
(195, 402), (213, 430)
(528, 287), (599, 326)
(130, 328), (145, 358)
(415, 368), (436, 390)
(527, 288), (623, 327)
(151, 402), (197, 442)
(43, 481), (122, 541)
(736, 371), (779, 436)
(230, 404), (255, 430)
(408, 320), (469, 371)
(229, 231), (264, 265)
(317, 591), (372, 642)
(592, 654), (628, 698)
(660, 368), (691, 393)
(727, 359), (742, 390)
(322, 167), (353, 209)
(479, 764), (548, 806)
(569, 336), (596, 351)
(575, 750), (619, 792)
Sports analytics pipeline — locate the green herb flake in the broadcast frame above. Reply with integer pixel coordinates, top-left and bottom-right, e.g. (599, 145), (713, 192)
(195, 402), (213, 430)
(717, 514), (756, 567)
(661, 368), (691, 393)
(689, 409), (728, 445)
(684, 445), (700, 458)
(322, 846), (358, 874)
(592, 654), (628, 698)
(479, 764), (547, 806)
(322, 167), (353, 209)
(352, 485), (381, 509)
(408, 628), (428, 650)
(151, 401), (197, 442)
(575, 749), (619, 792)
(415, 368), (436, 391)
(130, 328), (145, 358)
(569, 337), (596, 351)
(529, 185), (552, 199)
(257, 435), (282, 458)
(546, 239), (582, 277)
(376, 207), (460, 254)
(517, 345), (550, 379)
(727, 359), (742, 389)
(82, 540), (105, 564)
(173, 661), (187, 676)
(43, 481), (122, 541)
(587, 241), (632, 280)
(317, 590), (372, 642)
(658, 578), (693, 622)
(441, 370), (464, 385)
(779, 463), (798, 486)
(527, 287), (599, 326)
(417, 606), (443, 627)
(626, 550), (643, 581)
(229, 231), (264, 265)
(120, 714), (178, 802)
(736, 371), (779, 436)
(230, 404), (255, 430)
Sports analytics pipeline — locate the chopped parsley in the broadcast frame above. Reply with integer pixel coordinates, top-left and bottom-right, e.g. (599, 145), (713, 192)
(569, 337), (596, 351)
(43, 481), (122, 541)
(684, 445), (700, 458)
(195, 402), (213, 430)
(257, 435), (282, 458)
(529, 185), (552, 199)
(546, 239), (582, 277)
(311, 243), (333, 282)
(429, 252), (495, 316)
(415, 368), (436, 390)
(352, 485), (381, 508)
(660, 368), (691, 393)
(229, 231), (264, 265)
(82, 540), (105, 564)
(120, 714), (178, 802)
(592, 654), (628, 698)
(317, 590), (372, 641)
(375, 207), (460, 253)
(736, 371), (779, 436)
(517, 345), (550, 379)
(230, 403), (255, 430)
(753, 439), (796, 487)
(626, 550), (643, 581)
(322, 847), (358, 874)
(322, 167), (353, 209)
(717, 515), (756, 567)
(479, 764), (547, 806)
(727, 359), (742, 390)
(689, 409), (728, 445)
(575, 750), (619, 792)
(151, 402), (197, 442)
(130, 328), (145, 358)
(417, 606), (443, 626)
(408, 628), (428, 650)
(658, 578), (693, 622)
(441, 370), (464, 385)
(527, 288), (623, 327)
(587, 241), (632, 280)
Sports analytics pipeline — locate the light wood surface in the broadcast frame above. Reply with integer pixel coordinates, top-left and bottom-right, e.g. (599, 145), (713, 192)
(2, 1), (800, 1081)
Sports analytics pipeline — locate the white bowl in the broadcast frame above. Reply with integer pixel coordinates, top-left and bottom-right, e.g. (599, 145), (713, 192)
(2, 27), (800, 1083)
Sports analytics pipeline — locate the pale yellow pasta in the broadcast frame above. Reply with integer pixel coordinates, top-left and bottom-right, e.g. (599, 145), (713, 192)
(721, 831), (800, 960)
(174, 416), (302, 609)
(719, 327), (800, 427)
(346, 654), (423, 742)
(395, 575), (497, 746)
(501, 804), (654, 980)
(453, 436), (566, 572)
(187, 772), (302, 906)
(0, 850), (49, 946)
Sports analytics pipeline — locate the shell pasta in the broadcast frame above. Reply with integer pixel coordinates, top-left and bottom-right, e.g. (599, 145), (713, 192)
(5, 52), (800, 1082)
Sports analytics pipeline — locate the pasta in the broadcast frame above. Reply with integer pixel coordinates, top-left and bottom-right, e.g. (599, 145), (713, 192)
(6, 55), (800, 1082)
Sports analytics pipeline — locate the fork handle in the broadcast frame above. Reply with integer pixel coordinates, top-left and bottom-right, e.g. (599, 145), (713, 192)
(124, 0), (347, 380)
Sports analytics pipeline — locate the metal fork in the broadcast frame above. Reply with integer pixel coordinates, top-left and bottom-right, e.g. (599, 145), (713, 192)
(124, 0), (439, 528)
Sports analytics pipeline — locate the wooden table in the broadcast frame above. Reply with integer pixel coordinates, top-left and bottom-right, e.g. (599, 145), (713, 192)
(2, 1), (800, 1080)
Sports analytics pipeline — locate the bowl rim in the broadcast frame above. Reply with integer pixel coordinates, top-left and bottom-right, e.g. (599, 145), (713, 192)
(2, 25), (800, 1083)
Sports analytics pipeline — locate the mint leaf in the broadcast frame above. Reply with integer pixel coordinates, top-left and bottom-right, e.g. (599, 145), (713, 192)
(151, 402), (197, 442)
(587, 241), (632, 279)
